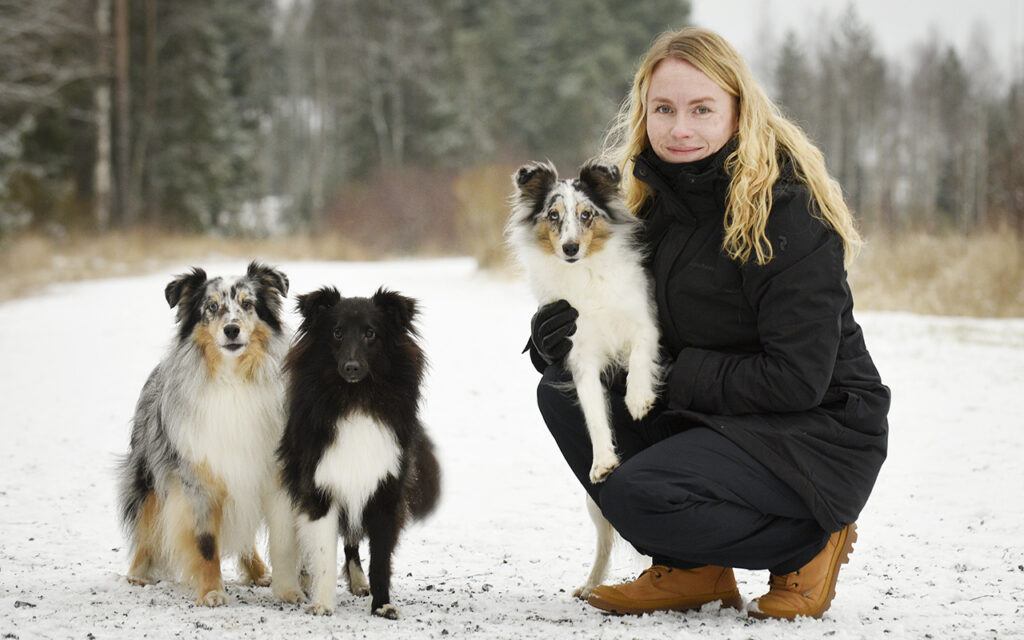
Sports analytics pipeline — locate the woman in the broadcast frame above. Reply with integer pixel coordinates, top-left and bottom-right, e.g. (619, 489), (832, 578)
(529, 27), (889, 620)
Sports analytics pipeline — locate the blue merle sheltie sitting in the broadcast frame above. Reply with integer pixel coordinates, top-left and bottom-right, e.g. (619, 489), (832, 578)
(117, 261), (302, 606)
(277, 286), (441, 619)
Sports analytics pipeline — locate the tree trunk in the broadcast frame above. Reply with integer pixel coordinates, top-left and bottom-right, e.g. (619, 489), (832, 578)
(131, 0), (156, 225)
(93, 0), (112, 231)
(310, 7), (328, 227)
(114, 0), (133, 225)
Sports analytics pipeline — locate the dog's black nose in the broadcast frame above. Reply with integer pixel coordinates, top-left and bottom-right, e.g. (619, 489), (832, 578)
(343, 361), (363, 376)
(224, 324), (240, 340)
(562, 242), (579, 257)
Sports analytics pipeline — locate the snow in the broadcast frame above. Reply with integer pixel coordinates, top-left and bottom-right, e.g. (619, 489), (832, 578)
(1, 258), (1022, 639)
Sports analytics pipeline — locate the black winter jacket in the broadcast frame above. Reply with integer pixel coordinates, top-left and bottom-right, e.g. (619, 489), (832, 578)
(634, 145), (889, 532)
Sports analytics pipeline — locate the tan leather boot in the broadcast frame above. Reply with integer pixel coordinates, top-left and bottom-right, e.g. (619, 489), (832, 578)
(749, 523), (857, 620)
(587, 565), (743, 615)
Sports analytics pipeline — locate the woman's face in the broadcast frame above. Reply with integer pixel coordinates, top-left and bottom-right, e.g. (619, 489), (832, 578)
(645, 58), (738, 163)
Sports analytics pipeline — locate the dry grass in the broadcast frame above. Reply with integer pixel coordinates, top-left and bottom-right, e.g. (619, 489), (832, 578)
(2, 227), (1022, 318)
(849, 229), (1024, 317)
(452, 161), (520, 270)
(0, 230), (372, 303)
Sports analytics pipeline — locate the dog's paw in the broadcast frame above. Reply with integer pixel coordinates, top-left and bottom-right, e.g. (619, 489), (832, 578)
(273, 585), (306, 604)
(305, 601), (334, 616)
(347, 565), (370, 596)
(348, 581), (370, 597)
(625, 384), (657, 421)
(250, 573), (272, 588)
(372, 603), (399, 619)
(298, 569), (312, 594)
(126, 574), (156, 587)
(589, 452), (620, 484)
(572, 583), (598, 600)
(196, 589), (228, 607)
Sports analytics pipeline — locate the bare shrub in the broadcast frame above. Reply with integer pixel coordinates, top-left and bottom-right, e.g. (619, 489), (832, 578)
(850, 229), (1024, 317)
(323, 167), (460, 257)
(452, 162), (520, 269)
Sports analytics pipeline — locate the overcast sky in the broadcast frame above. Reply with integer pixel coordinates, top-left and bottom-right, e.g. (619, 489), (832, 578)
(690, 0), (1022, 77)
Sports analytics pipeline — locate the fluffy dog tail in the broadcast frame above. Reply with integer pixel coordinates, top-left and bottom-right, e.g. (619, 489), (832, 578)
(117, 451), (152, 535)
(406, 433), (441, 521)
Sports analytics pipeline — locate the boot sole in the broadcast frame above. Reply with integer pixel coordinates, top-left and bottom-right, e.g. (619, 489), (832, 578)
(588, 591), (744, 616)
(748, 523), (858, 620)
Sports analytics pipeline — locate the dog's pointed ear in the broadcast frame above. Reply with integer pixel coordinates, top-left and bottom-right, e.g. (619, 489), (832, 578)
(372, 288), (418, 333)
(164, 268), (207, 309)
(578, 160), (622, 199)
(512, 161), (558, 201)
(296, 286), (340, 321)
(247, 261), (289, 298)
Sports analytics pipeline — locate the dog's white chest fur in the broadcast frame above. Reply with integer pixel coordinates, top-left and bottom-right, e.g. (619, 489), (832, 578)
(174, 376), (284, 553)
(314, 412), (402, 529)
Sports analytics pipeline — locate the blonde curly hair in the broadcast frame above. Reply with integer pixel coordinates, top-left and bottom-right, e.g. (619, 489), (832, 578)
(602, 27), (861, 265)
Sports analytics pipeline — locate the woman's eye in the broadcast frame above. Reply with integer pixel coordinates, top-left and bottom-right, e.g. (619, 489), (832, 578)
(695, 105), (710, 115)
(655, 105), (672, 114)
(207, 302), (219, 313)
(364, 328), (376, 340)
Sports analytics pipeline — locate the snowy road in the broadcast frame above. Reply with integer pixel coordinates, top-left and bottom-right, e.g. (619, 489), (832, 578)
(1, 259), (1022, 639)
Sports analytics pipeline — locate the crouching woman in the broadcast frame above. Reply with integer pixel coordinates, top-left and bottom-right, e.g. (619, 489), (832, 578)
(529, 26), (889, 620)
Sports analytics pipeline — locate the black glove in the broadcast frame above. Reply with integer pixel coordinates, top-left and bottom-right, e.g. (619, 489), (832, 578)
(528, 299), (578, 364)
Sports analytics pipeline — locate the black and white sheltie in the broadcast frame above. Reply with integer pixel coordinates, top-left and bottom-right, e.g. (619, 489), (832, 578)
(508, 160), (662, 598)
(278, 286), (441, 619)
(117, 261), (302, 606)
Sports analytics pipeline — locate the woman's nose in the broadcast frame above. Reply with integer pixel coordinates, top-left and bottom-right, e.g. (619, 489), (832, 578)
(671, 119), (694, 138)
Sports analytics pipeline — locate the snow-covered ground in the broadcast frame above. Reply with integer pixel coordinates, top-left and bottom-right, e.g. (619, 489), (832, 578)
(1, 258), (1022, 639)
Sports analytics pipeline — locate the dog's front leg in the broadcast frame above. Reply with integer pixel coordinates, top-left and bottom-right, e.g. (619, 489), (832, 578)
(173, 471), (228, 606)
(299, 505), (340, 615)
(264, 487), (304, 603)
(624, 322), (662, 420)
(364, 499), (402, 619)
(572, 361), (619, 483)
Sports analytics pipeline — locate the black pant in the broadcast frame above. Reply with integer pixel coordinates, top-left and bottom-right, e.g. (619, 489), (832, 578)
(537, 365), (829, 575)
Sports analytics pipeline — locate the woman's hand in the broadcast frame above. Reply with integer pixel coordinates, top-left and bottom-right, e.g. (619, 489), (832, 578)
(530, 299), (578, 364)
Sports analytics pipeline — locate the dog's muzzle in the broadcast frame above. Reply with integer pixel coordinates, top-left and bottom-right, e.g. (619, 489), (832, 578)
(221, 324), (246, 352)
(561, 242), (580, 263)
(339, 360), (367, 383)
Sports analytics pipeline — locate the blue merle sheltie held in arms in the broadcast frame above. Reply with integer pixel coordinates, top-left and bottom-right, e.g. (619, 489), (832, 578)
(277, 286), (441, 619)
(117, 261), (303, 606)
(507, 160), (662, 598)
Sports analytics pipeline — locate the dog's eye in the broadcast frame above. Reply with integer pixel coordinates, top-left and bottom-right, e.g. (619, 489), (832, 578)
(580, 210), (593, 222)
(241, 300), (254, 311)
(332, 327), (344, 340)
(207, 302), (219, 313)
(364, 328), (376, 341)
(546, 210), (559, 223)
